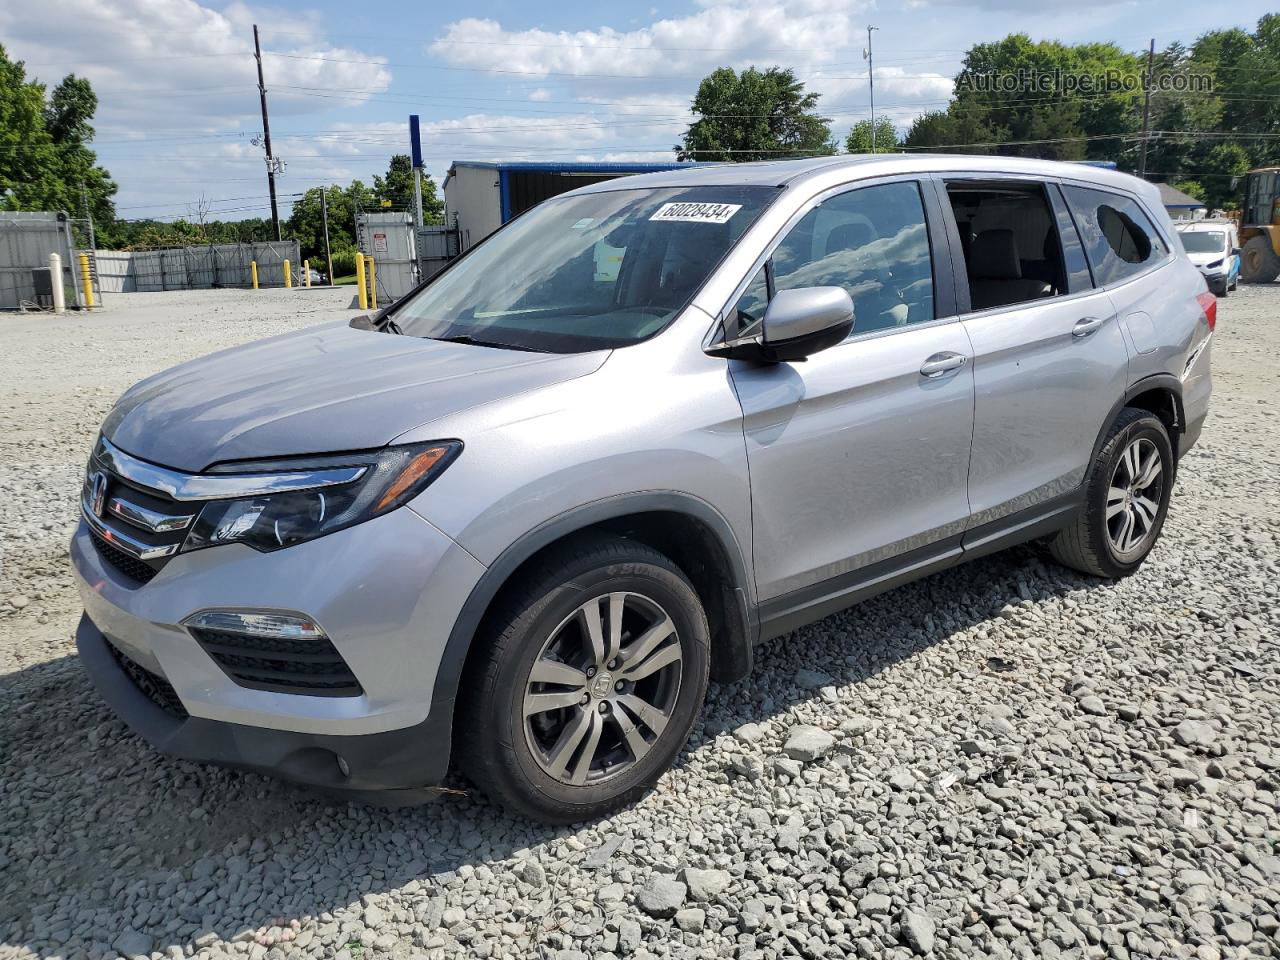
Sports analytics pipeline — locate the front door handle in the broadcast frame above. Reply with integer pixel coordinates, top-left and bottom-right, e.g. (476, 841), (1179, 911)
(920, 352), (968, 378)
(1072, 316), (1106, 338)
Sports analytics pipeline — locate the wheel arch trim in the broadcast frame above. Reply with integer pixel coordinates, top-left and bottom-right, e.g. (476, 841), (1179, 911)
(430, 492), (758, 740)
(1089, 375), (1184, 461)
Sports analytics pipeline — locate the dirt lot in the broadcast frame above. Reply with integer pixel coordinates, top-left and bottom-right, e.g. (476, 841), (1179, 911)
(0, 286), (1277, 960)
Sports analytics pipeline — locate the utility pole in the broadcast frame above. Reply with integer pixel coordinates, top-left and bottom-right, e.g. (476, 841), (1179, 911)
(1138, 38), (1155, 179)
(253, 24), (281, 240)
(865, 26), (879, 153)
(320, 187), (334, 285)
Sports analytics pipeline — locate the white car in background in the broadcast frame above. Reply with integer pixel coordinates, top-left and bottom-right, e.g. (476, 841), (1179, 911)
(1177, 220), (1240, 296)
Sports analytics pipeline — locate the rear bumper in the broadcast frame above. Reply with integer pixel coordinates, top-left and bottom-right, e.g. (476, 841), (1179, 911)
(77, 613), (453, 801)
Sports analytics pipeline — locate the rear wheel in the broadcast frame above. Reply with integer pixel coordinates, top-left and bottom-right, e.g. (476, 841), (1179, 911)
(1241, 235), (1280, 284)
(1049, 408), (1174, 578)
(457, 537), (709, 824)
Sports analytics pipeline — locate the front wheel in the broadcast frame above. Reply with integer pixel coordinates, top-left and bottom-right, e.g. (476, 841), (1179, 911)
(1049, 408), (1174, 578)
(457, 537), (709, 823)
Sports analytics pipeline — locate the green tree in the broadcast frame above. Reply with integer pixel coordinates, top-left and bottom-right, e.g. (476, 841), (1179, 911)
(941, 35), (1143, 161)
(845, 117), (899, 153)
(902, 107), (1003, 154)
(1173, 180), (1206, 202)
(0, 47), (116, 222)
(676, 66), (834, 162)
(373, 154), (443, 223)
(287, 183), (359, 262)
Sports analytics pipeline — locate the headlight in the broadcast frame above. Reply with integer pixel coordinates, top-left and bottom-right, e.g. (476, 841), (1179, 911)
(183, 441), (460, 552)
(1205, 258), (1224, 269)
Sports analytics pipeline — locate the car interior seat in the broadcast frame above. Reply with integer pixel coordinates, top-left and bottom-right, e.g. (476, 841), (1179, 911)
(967, 229), (1053, 310)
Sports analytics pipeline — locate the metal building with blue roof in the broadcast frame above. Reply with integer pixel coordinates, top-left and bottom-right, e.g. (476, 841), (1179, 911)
(442, 160), (698, 251)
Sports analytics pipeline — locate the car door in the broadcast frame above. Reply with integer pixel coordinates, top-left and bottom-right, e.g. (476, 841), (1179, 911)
(724, 177), (976, 617)
(935, 175), (1131, 534)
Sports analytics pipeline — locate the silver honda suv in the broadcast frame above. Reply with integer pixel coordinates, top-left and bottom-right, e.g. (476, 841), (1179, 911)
(72, 156), (1213, 823)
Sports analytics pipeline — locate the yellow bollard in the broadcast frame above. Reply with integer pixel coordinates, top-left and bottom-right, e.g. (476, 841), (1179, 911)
(303, 259), (311, 288)
(355, 253), (368, 310)
(78, 253), (95, 309)
(250, 260), (259, 290)
(283, 259), (292, 289)
(368, 258), (378, 311)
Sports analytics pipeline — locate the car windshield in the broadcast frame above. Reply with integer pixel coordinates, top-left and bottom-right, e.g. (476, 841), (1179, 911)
(1179, 231), (1226, 253)
(390, 185), (776, 353)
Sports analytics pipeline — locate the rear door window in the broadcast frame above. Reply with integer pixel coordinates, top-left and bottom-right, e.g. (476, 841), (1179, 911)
(1062, 186), (1169, 286)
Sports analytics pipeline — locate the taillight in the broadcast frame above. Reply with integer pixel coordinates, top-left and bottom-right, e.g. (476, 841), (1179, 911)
(1196, 291), (1217, 332)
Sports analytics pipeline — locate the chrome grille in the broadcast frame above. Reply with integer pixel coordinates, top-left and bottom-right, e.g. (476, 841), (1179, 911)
(82, 439), (200, 583)
(89, 529), (159, 584)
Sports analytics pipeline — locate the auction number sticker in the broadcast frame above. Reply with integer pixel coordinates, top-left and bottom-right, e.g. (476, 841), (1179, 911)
(649, 202), (742, 224)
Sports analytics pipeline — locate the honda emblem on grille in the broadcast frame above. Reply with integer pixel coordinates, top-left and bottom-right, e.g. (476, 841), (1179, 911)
(88, 471), (108, 518)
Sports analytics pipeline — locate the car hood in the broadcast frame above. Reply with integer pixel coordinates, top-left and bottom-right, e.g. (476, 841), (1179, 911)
(102, 321), (608, 472)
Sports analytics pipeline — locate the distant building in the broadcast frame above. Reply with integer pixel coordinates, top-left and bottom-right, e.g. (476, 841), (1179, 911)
(1158, 183), (1208, 220)
(442, 160), (697, 251)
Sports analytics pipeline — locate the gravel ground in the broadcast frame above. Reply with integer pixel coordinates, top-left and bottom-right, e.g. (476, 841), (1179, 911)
(1, 285), (1277, 960)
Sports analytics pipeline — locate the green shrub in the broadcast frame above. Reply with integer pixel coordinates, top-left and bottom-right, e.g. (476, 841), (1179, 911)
(329, 247), (357, 278)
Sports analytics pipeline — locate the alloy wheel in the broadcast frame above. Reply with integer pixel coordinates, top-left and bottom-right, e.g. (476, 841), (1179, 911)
(522, 592), (683, 786)
(1106, 436), (1164, 557)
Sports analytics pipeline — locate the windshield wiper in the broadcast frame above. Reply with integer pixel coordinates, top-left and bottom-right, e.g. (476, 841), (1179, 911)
(433, 333), (548, 353)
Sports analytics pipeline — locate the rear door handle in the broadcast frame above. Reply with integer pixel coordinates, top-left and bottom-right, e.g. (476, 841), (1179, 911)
(1072, 316), (1106, 338)
(920, 352), (968, 378)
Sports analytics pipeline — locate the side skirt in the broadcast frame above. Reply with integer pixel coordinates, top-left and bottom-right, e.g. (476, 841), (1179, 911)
(756, 490), (1083, 643)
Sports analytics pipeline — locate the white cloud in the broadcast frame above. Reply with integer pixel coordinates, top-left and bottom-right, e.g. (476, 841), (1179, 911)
(426, 2), (961, 147)
(428, 3), (869, 79)
(1, 0), (392, 137)
(0, 0), (395, 215)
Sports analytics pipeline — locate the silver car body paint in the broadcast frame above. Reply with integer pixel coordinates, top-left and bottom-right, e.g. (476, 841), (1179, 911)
(71, 154), (1211, 790)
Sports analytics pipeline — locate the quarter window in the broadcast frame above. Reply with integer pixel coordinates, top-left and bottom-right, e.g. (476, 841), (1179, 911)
(731, 181), (935, 338)
(1063, 186), (1169, 286)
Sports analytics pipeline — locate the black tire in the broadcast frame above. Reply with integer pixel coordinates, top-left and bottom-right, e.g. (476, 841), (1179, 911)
(457, 536), (710, 824)
(1216, 280), (1229, 298)
(1049, 408), (1174, 578)
(1241, 235), (1280, 284)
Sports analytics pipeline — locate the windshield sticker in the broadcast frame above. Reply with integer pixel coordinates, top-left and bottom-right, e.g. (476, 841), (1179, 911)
(571, 218), (595, 229)
(649, 202), (742, 224)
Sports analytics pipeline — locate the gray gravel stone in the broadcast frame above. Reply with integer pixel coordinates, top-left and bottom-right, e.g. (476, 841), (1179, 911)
(782, 724), (835, 761)
(636, 875), (686, 918)
(674, 908), (705, 933)
(900, 909), (936, 954)
(1174, 718), (1217, 747)
(680, 867), (730, 901)
(112, 930), (154, 957)
(1077, 695), (1107, 716)
(617, 918), (642, 954)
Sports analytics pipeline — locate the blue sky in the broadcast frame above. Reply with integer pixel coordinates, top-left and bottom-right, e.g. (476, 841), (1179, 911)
(2, 0), (1275, 223)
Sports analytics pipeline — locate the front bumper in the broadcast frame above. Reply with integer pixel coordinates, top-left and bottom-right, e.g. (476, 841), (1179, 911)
(71, 503), (488, 797)
(77, 614), (451, 800)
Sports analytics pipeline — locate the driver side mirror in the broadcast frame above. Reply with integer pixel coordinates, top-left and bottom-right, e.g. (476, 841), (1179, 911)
(707, 286), (855, 363)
